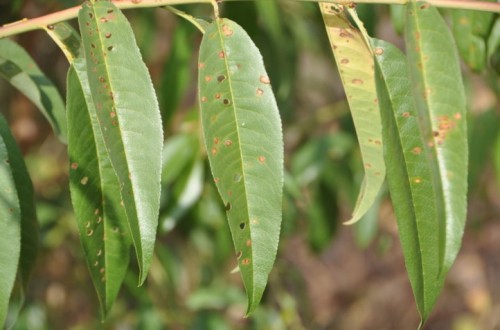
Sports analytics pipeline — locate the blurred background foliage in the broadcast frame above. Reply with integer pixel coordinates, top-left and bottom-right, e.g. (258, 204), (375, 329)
(0, 0), (499, 329)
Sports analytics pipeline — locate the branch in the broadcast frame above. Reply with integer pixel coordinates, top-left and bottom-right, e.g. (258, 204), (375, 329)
(1, 0), (499, 39)
(0, 0), (212, 38)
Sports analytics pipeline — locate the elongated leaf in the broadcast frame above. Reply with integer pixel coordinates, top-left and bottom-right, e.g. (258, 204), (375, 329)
(319, 3), (385, 224)
(0, 114), (38, 326)
(198, 18), (283, 315)
(67, 58), (132, 317)
(404, 2), (468, 322)
(373, 38), (444, 325)
(78, 1), (163, 284)
(0, 39), (67, 142)
(44, 19), (132, 316)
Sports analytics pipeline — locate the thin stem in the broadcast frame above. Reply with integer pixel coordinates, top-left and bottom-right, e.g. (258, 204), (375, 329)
(0, 0), (212, 38)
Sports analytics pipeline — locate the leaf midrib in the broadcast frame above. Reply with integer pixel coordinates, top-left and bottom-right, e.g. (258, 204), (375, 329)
(214, 18), (255, 298)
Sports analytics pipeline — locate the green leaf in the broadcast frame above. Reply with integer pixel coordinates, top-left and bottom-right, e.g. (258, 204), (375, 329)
(451, 6), (495, 72)
(319, 3), (385, 224)
(390, 4), (406, 35)
(406, 1), (468, 273)
(78, 1), (163, 284)
(159, 20), (194, 127)
(373, 38), (443, 325)
(398, 2), (468, 323)
(0, 39), (67, 142)
(198, 18), (283, 315)
(67, 59), (132, 317)
(0, 114), (38, 326)
(487, 17), (500, 73)
(44, 22), (82, 61)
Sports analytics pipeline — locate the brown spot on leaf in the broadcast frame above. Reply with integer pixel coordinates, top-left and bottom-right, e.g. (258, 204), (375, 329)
(222, 24), (233, 36)
(256, 88), (264, 96)
(374, 47), (384, 55)
(224, 140), (232, 147)
(340, 58), (349, 64)
(218, 51), (225, 58)
(242, 258), (251, 265)
(201, 96), (207, 103)
(260, 75), (271, 84)
(412, 147), (422, 155)
(71, 162), (78, 170)
(211, 147), (217, 156)
(352, 79), (363, 85)
(258, 156), (266, 164)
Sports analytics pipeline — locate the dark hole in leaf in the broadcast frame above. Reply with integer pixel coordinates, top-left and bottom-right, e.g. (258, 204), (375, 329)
(223, 99), (231, 105)
(225, 202), (231, 211)
(239, 222), (245, 230)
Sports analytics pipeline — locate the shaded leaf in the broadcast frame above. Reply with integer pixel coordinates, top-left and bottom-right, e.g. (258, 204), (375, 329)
(67, 59), (131, 317)
(44, 22), (82, 61)
(78, 1), (163, 284)
(451, 6), (495, 72)
(0, 39), (67, 142)
(319, 3), (385, 224)
(198, 18), (283, 315)
(0, 114), (38, 326)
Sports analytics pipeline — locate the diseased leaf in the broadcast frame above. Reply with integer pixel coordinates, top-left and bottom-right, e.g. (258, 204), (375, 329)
(373, 38), (444, 326)
(404, 2), (468, 323)
(319, 3), (385, 224)
(67, 59), (132, 317)
(198, 18), (283, 315)
(0, 39), (67, 142)
(0, 114), (38, 326)
(78, 1), (163, 284)
(44, 22), (82, 61)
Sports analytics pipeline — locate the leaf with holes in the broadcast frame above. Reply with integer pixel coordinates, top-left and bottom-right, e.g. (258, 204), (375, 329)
(0, 114), (38, 326)
(67, 58), (132, 318)
(405, 3), (468, 323)
(78, 1), (162, 284)
(0, 39), (67, 142)
(319, 3), (385, 224)
(198, 18), (283, 315)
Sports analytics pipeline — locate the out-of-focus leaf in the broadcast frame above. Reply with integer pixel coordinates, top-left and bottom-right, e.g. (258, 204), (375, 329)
(319, 3), (385, 225)
(291, 133), (354, 187)
(0, 39), (67, 142)
(0, 114), (38, 326)
(160, 158), (204, 233)
(78, 1), (163, 284)
(198, 18), (283, 315)
(390, 5), (405, 35)
(451, 6), (495, 72)
(487, 18), (500, 74)
(307, 181), (338, 252)
(354, 187), (382, 249)
(161, 133), (199, 185)
(468, 109), (500, 191)
(159, 20), (194, 127)
(67, 59), (132, 317)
